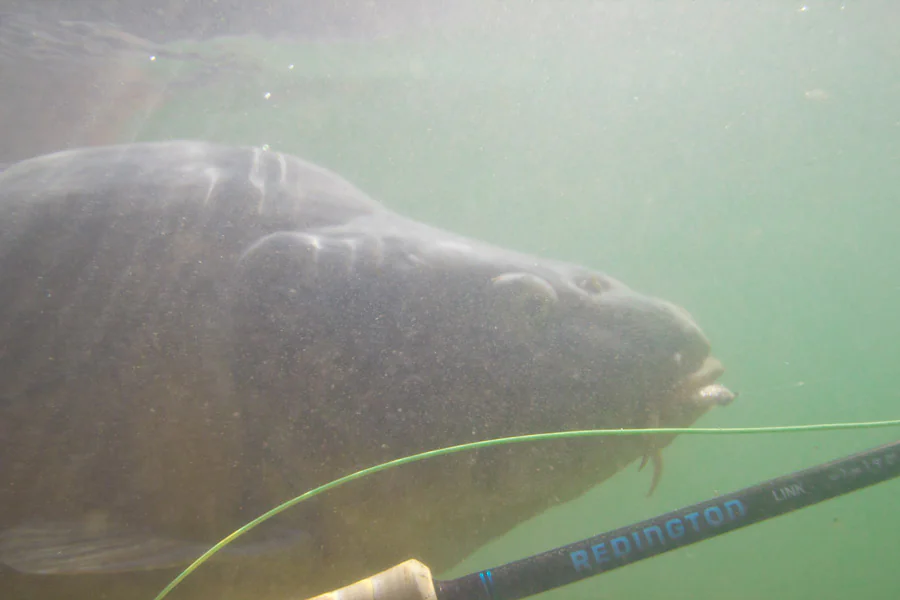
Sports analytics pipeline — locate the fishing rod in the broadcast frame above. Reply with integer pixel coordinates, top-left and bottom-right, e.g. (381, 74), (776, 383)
(306, 437), (900, 600)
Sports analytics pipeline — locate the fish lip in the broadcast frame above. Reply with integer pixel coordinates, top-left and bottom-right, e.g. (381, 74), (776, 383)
(678, 356), (736, 407)
(685, 355), (725, 389)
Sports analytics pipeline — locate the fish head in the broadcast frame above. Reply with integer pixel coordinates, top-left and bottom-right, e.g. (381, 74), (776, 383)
(309, 215), (736, 433)
(235, 213), (735, 438)
(230, 213), (738, 514)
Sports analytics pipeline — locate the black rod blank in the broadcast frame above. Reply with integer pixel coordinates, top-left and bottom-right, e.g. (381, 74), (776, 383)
(437, 438), (900, 600)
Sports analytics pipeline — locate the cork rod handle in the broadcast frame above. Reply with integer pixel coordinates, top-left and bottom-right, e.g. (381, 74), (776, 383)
(304, 560), (438, 600)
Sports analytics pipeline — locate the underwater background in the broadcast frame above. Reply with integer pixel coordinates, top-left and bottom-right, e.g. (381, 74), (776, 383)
(2, 1), (898, 598)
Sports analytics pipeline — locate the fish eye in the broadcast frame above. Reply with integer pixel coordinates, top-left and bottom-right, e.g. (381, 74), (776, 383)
(574, 274), (611, 296)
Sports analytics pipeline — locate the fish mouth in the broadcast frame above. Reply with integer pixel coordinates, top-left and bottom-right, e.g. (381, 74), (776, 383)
(637, 355), (736, 496)
(680, 356), (736, 408)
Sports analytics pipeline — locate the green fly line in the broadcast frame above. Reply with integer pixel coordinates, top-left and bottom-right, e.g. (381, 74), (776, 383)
(153, 418), (900, 600)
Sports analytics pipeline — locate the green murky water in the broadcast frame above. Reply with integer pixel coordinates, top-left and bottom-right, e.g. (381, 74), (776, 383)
(7, 1), (900, 598)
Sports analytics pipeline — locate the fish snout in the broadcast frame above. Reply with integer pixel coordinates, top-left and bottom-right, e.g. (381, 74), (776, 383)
(653, 299), (735, 408)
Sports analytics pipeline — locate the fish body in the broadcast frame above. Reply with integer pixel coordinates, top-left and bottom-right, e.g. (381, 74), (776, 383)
(0, 142), (732, 599)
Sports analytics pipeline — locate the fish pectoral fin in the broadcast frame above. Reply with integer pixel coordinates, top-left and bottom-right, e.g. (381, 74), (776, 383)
(0, 522), (212, 574)
(0, 520), (312, 575)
